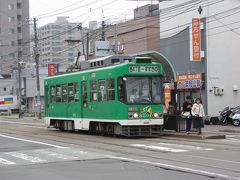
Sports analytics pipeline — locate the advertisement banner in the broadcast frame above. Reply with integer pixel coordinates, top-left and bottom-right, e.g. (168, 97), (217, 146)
(191, 18), (201, 61)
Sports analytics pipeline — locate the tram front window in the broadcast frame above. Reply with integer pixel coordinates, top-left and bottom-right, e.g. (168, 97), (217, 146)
(121, 77), (162, 104)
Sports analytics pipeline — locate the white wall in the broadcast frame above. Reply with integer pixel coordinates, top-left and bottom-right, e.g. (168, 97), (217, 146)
(159, 0), (240, 116)
(206, 0), (240, 116)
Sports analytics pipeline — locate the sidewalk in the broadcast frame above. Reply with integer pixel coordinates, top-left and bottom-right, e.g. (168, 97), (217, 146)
(0, 114), (44, 123)
(162, 125), (240, 139)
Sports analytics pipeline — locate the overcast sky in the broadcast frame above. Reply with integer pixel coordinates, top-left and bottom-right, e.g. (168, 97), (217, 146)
(29, 0), (151, 27)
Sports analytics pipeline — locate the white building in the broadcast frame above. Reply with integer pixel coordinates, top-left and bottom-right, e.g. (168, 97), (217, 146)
(38, 16), (82, 68)
(158, 0), (240, 116)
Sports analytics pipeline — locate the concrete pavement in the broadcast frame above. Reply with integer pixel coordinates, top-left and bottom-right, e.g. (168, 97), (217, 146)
(0, 114), (240, 139)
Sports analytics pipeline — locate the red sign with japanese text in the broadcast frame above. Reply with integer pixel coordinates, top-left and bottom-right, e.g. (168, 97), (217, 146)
(192, 18), (201, 61)
(48, 64), (56, 76)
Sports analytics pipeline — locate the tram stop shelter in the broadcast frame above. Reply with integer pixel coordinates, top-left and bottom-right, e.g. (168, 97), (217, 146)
(132, 51), (185, 132)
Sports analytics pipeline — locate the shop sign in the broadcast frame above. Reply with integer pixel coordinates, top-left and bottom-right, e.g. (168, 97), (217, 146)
(177, 73), (202, 89)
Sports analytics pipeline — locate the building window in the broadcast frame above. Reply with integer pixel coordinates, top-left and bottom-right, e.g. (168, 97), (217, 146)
(9, 41), (15, 46)
(18, 51), (22, 57)
(17, 15), (22, 21)
(3, 88), (7, 91)
(18, 39), (22, 45)
(17, 3), (21, 9)
(18, 27), (22, 33)
(8, 4), (14, 10)
(9, 53), (15, 59)
(9, 29), (15, 34)
(8, 17), (15, 22)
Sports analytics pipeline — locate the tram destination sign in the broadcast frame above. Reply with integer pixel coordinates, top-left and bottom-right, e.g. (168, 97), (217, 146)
(129, 66), (159, 73)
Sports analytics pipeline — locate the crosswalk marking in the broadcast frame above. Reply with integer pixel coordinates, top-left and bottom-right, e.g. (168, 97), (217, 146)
(6, 152), (46, 163)
(157, 143), (214, 151)
(131, 143), (214, 152)
(131, 144), (187, 152)
(0, 158), (16, 165)
(36, 149), (79, 160)
(0, 148), (105, 167)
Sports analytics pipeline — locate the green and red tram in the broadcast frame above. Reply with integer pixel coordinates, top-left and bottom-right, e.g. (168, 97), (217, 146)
(44, 57), (164, 136)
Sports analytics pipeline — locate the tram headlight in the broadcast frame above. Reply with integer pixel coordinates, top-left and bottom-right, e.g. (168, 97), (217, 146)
(133, 113), (139, 118)
(154, 113), (159, 118)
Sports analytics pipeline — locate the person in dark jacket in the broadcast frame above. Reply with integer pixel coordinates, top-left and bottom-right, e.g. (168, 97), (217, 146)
(183, 96), (192, 134)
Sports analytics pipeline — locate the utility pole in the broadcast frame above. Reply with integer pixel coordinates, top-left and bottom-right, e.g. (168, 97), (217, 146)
(86, 32), (89, 61)
(33, 18), (41, 119)
(17, 56), (22, 118)
(101, 21), (106, 41)
(113, 24), (118, 55)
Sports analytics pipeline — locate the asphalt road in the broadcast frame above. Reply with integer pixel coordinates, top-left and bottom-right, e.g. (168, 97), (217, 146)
(0, 116), (240, 180)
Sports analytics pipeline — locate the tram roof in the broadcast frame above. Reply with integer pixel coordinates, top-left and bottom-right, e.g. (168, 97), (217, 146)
(131, 50), (176, 82)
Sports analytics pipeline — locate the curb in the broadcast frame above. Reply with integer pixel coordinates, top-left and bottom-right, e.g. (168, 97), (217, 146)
(219, 129), (240, 133)
(162, 133), (226, 139)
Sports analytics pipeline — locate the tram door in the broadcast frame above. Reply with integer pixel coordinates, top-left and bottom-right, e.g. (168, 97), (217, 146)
(45, 86), (49, 116)
(81, 81), (88, 120)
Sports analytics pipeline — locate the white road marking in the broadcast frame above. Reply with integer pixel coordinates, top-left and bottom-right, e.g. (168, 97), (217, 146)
(6, 152), (46, 163)
(131, 144), (187, 152)
(107, 155), (240, 180)
(36, 149), (79, 160)
(0, 158), (16, 165)
(157, 143), (214, 151)
(0, 134), (67, 149)
(22, 125), (46, 129)
(0, 120), (43, 126)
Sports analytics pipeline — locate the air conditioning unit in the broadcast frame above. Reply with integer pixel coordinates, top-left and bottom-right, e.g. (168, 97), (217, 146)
(214, 87), (224, 96)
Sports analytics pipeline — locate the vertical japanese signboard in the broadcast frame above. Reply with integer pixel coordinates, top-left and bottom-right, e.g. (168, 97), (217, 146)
(48, 64), (56, 76)
(191, 18), (201, 61)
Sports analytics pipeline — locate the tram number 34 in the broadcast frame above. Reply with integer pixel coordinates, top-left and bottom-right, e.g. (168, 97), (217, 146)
(129, 66), (159, 73)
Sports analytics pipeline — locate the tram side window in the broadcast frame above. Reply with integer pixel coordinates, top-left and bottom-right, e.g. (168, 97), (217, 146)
(98, 80), (106, 102)
(62, 84), (67, 102)
(90, 81), (97, 101)
(74, 83), (79, 102)
(68, 83), (74, 102)
(107, 79), (115, 101)
(118, 78), (125, 102)
(50, 86), (55, 103)
(56, 85), (61, 103)
(82, 82), (87, 100)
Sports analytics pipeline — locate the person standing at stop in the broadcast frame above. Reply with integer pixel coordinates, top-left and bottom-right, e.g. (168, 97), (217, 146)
(183, 96), (192, 134)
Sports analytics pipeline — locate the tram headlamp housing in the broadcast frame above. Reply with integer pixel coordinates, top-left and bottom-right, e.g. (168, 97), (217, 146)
(153, 112), (163, 118)
(128, 112), (139, 119)
(133, 113), (138, 118)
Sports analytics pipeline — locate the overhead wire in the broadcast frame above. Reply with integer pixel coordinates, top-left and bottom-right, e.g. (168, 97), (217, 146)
(1, 0), (240, 71)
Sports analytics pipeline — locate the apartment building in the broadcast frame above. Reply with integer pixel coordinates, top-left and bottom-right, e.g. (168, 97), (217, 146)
(38, 16), (82, 68)
(0, 0), (30, 76)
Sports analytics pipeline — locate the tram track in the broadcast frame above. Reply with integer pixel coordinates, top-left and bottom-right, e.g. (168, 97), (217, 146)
(0, 124), (240, 176)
